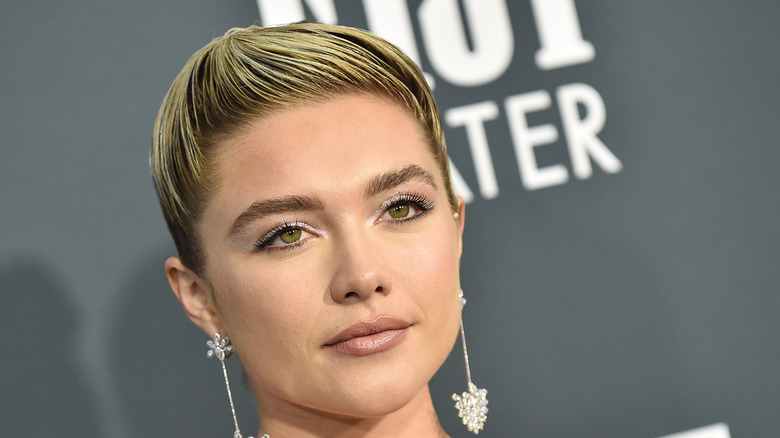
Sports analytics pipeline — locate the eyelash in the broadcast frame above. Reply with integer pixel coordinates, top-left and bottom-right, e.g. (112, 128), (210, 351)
(253, 220), (312, 252)
(378, 192), (435, 224)
(252, 192), (436, 252)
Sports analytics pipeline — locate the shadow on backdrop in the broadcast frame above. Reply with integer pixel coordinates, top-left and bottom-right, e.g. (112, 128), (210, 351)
(110, 248), (258, 437)
(0, 258), (100, 436)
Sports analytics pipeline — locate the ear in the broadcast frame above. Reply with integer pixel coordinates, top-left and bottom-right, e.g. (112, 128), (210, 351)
(165, 257), (222, 337)
(455, 195), (466, 258)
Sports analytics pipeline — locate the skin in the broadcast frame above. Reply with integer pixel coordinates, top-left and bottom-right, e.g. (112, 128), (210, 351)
(166, 93), (466, 437)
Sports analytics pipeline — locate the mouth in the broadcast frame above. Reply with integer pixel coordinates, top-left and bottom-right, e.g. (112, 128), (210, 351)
(323, 316), (412, 356)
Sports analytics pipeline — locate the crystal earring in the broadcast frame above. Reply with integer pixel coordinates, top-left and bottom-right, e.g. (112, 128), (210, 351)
(452, 290), (489, 434)
(206, 333), (266, 438)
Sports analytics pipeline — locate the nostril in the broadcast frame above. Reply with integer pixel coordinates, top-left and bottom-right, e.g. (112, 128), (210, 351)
(374, 286), (384, 293)
(345, 291), (359, 299)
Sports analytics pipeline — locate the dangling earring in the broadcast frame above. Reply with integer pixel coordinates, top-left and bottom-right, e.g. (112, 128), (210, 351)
(206, 333), (265, 438)
(452, 290), (489, 434)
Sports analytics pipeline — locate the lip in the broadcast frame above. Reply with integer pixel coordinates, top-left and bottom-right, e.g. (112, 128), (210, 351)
(323, 316), (412, 356)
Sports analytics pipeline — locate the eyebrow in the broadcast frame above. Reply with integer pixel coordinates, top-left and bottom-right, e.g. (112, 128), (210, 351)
(364, 164), (438, 199)
(228, 164), (438, 238)
(229, 195), (324, 237)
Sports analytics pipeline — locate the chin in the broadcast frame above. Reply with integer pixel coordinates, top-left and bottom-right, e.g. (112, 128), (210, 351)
(324, 379), (431, 419)
(311, 355), (440, 419)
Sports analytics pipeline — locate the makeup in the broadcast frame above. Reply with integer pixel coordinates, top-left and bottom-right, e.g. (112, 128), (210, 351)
(323, 316), (412, 356)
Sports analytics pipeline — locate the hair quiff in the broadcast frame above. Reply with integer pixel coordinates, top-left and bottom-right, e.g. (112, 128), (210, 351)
(151, 22), (455, 274)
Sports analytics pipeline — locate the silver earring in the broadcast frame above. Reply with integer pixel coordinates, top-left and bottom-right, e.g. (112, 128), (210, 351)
(206, 333), (266, 438)
(452, 290), (489, 434)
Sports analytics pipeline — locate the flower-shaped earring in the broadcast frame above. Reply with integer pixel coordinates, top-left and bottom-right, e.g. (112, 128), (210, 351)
(206, 333), (258, 438)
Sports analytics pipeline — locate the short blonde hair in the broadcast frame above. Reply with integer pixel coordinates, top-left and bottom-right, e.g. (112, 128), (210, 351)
(151, 22), (455, 273)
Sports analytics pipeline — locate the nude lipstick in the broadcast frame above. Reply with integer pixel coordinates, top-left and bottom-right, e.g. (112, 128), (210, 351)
(323, 316), (411, 356)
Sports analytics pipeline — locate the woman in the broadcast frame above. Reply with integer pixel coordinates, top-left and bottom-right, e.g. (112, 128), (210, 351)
(151, 22), (487, 437)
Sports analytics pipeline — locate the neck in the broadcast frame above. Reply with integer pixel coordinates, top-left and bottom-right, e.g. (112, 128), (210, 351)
(256, 385), (449, 438)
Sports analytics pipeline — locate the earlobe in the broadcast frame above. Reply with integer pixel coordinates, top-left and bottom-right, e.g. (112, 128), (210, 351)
(165, 257), (222, 337)
(456, 196), (466, 257)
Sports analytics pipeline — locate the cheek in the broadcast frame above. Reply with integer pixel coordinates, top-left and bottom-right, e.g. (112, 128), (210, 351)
(207, 258), (324, 353)
(405, 222), (461, 282)
(398, 220), (463, 318)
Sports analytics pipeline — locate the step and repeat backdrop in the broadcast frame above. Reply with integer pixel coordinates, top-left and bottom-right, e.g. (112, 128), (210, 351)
(2, 1), (779, 437)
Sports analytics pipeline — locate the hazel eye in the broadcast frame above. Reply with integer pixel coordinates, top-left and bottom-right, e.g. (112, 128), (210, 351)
(379, 193), (434, 223)
(267, 227), (310, 247)
(388, 203), (412, 219)
(279, 228), (302, 244)
(254, 221), (316, 251)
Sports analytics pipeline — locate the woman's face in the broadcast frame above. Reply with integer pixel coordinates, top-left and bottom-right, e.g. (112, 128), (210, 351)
(196, 94), (465, 418)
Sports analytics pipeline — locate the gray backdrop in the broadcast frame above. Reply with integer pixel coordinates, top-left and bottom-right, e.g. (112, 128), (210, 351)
(2, 1), (779, 437)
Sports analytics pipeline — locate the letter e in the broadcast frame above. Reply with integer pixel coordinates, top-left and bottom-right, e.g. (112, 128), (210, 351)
(505, 91), (568, 190)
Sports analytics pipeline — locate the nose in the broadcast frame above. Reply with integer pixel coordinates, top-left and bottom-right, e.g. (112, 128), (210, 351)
(328, 231), (391, 304)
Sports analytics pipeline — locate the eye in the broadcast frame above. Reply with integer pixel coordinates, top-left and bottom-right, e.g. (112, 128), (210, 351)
(388, 203), (413, 219)
(254, 221), (315, 251)
(279, 228), (303, 244)
(379, 193), (435, 223)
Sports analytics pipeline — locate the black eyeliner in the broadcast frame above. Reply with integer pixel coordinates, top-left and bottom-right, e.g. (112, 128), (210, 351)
(380, 191), (436, 223)
(253, 219), (304, 251)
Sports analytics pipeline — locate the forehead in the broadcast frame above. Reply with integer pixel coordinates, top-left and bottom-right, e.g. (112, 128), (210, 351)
(203, 94), (443, 213)
(213, 95), (435, 184)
